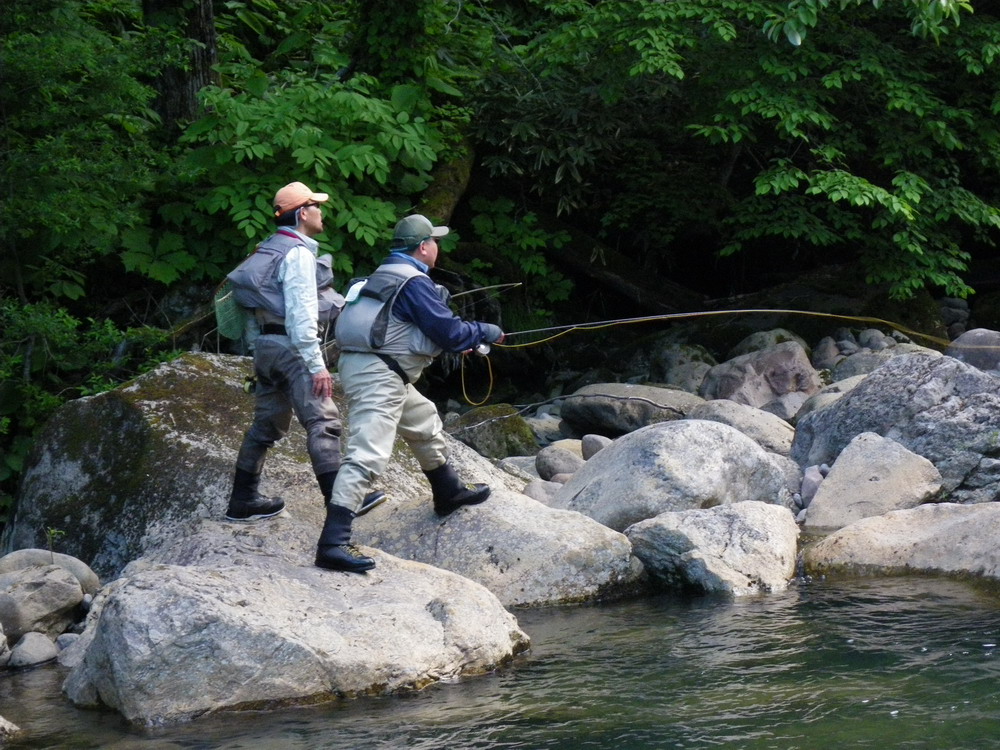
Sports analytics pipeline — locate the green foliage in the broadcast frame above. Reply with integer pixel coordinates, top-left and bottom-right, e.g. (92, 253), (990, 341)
(0, 0), (163, 301)
(761, 0), (973, 48)
(473, 0), (996, 299)
(147, 0), (478, 283)
(45, 527), (66, 562)
(0, 297), (179, 523)
(468, 197), (573, 317)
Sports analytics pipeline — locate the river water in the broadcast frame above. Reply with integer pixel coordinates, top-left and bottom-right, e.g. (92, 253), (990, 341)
(3, 576), (1000, 749)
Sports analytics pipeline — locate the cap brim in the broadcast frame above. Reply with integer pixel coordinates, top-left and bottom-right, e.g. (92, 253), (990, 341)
(310, 192), (329, 203)
(430, 226), (449, 238)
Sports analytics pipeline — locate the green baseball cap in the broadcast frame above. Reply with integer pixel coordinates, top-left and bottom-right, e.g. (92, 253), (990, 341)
(392, 214), (450, 247)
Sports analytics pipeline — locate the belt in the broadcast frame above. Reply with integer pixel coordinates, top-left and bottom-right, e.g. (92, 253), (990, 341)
(261, 323), (287, 336)
(374, 353), (410, 385)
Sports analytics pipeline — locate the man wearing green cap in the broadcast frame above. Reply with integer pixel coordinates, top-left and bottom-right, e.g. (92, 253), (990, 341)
(314, 214), (505, 573)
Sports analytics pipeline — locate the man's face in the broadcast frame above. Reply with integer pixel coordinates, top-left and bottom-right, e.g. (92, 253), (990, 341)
(419, 236), (440, 268)
(299, 203), (324, 237)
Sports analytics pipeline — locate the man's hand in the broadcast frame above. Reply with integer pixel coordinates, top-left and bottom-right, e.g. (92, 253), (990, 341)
(481, 323), (505, 343)
(312, 369), (333, 399)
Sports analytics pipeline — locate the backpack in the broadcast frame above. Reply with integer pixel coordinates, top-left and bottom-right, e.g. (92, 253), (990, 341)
(214, 233), (345, 340)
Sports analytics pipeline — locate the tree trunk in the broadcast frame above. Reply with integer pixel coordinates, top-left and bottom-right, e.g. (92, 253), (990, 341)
(143, 0), (219, 131)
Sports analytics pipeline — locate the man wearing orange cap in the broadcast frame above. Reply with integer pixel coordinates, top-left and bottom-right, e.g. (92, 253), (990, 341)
(224, 182), (385, 522)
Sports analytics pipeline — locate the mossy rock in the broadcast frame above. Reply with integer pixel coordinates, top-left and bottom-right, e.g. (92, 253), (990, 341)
(447, 404), (538, 460)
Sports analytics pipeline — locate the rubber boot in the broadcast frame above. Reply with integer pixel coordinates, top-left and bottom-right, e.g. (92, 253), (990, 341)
(424, 462), (490, 517)
(316, 471), (387, 516)
(315, 503), (375, 573)
(225, 468), (285, 521)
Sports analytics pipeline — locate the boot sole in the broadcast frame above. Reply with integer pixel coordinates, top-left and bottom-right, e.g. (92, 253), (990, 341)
(434, 485), (491, 517)
(355, 491), (387, 517)
(314, 557), (375, 573)
(224, 508), (287, 522)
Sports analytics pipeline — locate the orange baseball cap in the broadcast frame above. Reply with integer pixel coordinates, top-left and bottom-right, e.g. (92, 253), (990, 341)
(273, 182), (329, 216)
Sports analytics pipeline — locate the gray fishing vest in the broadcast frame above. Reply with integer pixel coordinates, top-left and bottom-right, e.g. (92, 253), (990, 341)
(227, 232), (344, 323)
(335, 262), (442, 358)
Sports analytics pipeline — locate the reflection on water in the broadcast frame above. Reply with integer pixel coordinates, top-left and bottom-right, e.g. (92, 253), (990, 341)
(3, 577), (1000, 749)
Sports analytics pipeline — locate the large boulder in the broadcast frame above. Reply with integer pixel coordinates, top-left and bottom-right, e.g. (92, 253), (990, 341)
(358, 489), (646, 607)
(548, 420), (794, 532)
(0, 565), (83, 640)
(7, 632), (58, 668)
(944, 328), (1000, 373)
(802, 433), (942, 535)
(791, 353), (1000, 503)
(3, 353), (635, 608)
(687, 399), (794, 457)
(559, 383), (705, 437)
(2, 353), (271, 579)
(802, 503), (1000, 580)
(698, 341), (822, 415)
(62, 554), (529, 726)
(446, 403), (539, 459)
(626, 501), (799, 596)
(0, 549), (100, 596)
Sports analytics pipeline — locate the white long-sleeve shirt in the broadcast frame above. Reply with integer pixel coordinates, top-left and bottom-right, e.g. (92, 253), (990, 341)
(278, 230), (325, 375)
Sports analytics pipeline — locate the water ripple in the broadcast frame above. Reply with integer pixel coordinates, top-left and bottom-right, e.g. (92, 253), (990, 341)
(4, 577), (1000, 749)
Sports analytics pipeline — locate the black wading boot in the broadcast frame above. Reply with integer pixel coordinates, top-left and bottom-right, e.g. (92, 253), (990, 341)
(316, 471), (388, 516)
(225, 468), (285, 521)
(424, 462), (490, 517)
(315, 503), (375, 573)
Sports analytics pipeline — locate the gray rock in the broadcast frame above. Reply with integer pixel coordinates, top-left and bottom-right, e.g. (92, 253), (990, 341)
(560, 383), (704, 437)
(0, 716), (20, 742)
(535, 445), (585, 481)
(760, 391), (811, 421)
(622, 339), (717, 393)
(803, 433), (942, 534)
(726, 328), (810, 359)
(0, 622), (9, 667)
(830, 343), (939, 380)
(0, 565), (83, 640)
(496, 455), (539, 480)
(548, 420), (794, 532)
(357, 489), (647, 607)
(662, 361), (713, 394)
(3, 353), (642, 614)
(803, 503), (1000, 580)
(699, 341), (822, 412)
(945, 328), (1000, 373)
(939, 306), (967, 326)
(800, 465), (825, 508)
(626, 501), (799, 596)
(8, 632), (58, 668)
(0, 549), (101, 595)
(447, 404), (539, 459)
(811, 336), (844, 371)
(523, 413), (565, 445)
(792, 352), (1000, 503)
(521, 479), (564, 504)
(688, 400), (794, 457)
(581, 434), (613, 460)
(857, 328), (894, 350)
(63, 559), (529, 726)
(793, 374), (868, 422)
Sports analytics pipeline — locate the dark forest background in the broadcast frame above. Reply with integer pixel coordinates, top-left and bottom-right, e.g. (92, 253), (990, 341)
(3, 0), (999, 517)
